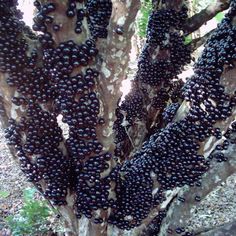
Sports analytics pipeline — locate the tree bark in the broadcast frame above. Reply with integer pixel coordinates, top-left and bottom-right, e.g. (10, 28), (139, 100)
(0, 1), (140, 235)
(196, 220), (236, 236)
(184, 0), (230, 34)
(0, 1), (236, 236)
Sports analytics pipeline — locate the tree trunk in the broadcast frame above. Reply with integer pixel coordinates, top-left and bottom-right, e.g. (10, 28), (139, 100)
(0, 0), (236, 236)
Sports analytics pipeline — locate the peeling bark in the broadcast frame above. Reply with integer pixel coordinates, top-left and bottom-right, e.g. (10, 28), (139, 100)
(119, 0), (188, 158)
(159, 143), (236, 236)
(158, 65), (236, 236)
(0, 1), (140, 235)
(191, 29), (215, 51)
(0, 1), (236, 236)
(196, 220), (236, 236)
(95, 0), (141, 154)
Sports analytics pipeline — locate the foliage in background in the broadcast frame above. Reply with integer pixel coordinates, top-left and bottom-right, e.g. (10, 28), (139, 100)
(6, 188), (53, 236)
(136, 0), (152, 38)
(184, 34), (193, 45)
(0, 190), (10, 198)
(215, 12), (225, 22)
(136, 0), (193, 43)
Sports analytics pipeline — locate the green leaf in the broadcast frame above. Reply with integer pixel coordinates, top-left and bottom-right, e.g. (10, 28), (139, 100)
(23, 187), (36, 202)
(215, 12), (225, 22)
(184, 35), (192, 45)
(0, 190), (10, 198)
(136, 0), (152, 38)
(6, 194), (53, 236)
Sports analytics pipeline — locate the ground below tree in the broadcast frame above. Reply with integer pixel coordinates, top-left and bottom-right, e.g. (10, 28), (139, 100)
(1, 122), (236, 235)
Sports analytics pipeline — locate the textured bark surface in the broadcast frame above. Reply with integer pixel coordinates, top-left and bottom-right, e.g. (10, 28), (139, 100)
(0, 1), (236, 236)
(158, 57), (236, 236)
(118, 0), (187, 158)
(159, 143), (236, 236)
(191, 29), (215, 51)
(0, 1), (140, 236)
(184, 0), (230, 34)
(94, 0), (140, 153)
(69, 0), (140, 233)
(197, 220), (236, 236)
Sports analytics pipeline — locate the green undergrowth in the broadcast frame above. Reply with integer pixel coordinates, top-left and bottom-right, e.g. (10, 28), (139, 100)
(5, 187), (54, 236)
(136, 0), (152, 38)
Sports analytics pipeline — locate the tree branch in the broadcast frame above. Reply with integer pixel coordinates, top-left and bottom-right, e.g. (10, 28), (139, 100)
(94, 0), (141, 153)
(184, 0), (230, 34)
(159, 142), (236, 236)
(1, 1), (236, 236)
(121, 5), (236, 235)
(191, 29), (215, 51)
(115, 0), (190, 159)
(195, 220), (236, 236)
(157, 59), (236, 235)
(0, 1), (141, 235)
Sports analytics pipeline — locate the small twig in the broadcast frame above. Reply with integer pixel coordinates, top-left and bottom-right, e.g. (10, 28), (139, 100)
(124, 125), (135, 149)
(184, 0), (230, 34)
(150, 110), (161, 129)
